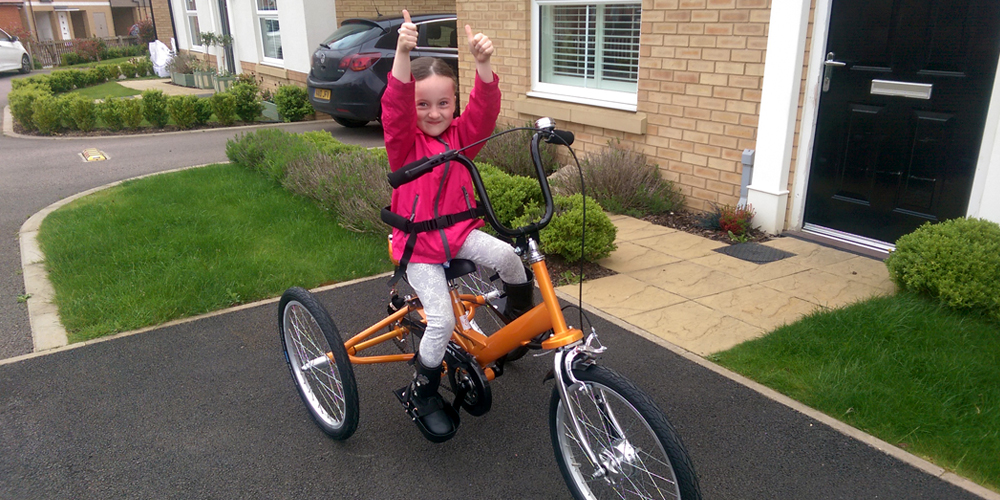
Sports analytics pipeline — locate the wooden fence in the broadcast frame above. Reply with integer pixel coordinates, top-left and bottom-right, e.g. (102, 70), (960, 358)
(24, 36), (141, 67)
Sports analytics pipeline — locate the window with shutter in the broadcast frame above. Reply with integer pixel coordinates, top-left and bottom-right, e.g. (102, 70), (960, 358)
(533, 0), (640, 110)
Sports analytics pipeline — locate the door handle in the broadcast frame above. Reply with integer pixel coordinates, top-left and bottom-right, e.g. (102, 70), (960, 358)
(824, 52), (847, 67)
(822, 52), (846, 92)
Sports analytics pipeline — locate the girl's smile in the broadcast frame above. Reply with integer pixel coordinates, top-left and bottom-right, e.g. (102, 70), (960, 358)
(414, 74), (456, 137)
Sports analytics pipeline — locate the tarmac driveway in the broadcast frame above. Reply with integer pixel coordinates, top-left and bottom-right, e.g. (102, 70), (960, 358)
(0, 277), (982, 499)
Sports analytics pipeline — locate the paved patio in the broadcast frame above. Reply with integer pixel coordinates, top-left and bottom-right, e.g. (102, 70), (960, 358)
(557, 215), (896, 355)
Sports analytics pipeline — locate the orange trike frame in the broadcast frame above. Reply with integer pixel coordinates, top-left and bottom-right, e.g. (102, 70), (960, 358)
(342, 259), (583, 379)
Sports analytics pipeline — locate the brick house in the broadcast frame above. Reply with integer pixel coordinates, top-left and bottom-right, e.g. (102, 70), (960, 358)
(170, 0), (1000, 254)
(20, 0), (148, 40)
(0, 0), (28, 34)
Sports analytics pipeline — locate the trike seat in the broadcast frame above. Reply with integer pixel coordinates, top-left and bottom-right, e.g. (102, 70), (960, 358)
(394, 258), (477, 282)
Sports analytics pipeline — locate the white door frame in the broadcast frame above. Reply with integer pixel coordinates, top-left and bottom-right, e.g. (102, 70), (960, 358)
(784, 0), (1000, 234)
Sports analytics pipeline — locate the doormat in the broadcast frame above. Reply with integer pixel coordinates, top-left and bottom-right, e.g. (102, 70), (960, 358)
(715, 242), (795, 264)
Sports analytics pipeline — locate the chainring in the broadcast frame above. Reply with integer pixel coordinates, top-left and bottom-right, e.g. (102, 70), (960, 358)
(444, 344), (492, 417)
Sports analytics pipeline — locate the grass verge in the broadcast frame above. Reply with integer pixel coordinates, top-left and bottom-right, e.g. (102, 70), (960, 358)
(710, 291), (1000, 492)
(67, 81), (141, 100)
(37, 163), (392, 342)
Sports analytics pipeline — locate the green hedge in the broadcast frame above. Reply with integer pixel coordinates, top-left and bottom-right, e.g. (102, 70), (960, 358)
(886, 218), (1000, 319)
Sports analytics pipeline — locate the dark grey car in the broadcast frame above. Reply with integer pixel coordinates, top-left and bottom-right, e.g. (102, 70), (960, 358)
(307, 13), (459, 128)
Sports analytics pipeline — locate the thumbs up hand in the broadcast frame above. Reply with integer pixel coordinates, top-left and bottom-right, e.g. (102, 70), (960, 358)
(465, 25), (494, 63)
(397, 10), (417, 53)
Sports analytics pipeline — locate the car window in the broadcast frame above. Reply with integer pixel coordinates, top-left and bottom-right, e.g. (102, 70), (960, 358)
(321, 22), (380, 49)
(421, 20), (458, 49)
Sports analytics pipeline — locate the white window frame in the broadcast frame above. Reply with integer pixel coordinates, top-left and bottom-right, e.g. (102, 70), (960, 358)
(256, 0), (282, 66)
(185, 0), (203, 49)
(530, 0), (640, 111)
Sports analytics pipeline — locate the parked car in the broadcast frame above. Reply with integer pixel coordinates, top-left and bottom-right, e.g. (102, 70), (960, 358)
(308, 13), (459, 128)
(0, 28), (31, 74)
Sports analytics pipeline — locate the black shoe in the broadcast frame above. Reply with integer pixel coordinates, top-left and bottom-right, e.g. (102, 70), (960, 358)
(502, 270), (535, 320)
(394, 360), (459, 443)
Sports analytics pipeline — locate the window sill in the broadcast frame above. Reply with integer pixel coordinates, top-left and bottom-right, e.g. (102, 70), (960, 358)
(513, 96), (646, 135)
(255, 62), (287, 78)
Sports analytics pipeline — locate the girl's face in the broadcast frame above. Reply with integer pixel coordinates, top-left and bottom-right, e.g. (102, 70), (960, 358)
(414, 74), (456, 137)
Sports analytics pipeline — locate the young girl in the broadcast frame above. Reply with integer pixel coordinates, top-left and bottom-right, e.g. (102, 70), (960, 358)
(382, 10), (533, 443)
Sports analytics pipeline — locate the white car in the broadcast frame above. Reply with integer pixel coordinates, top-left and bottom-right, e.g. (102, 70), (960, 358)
(0, 28), (31, 74)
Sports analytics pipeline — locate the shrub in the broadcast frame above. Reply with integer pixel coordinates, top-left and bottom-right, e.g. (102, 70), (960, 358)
(885, 218), (1000, 319)
(70, 69), (92, 89)
(274, 85), (312, 122)
(553, 140), (684, 217)
(119, 61), (137, 78)
(300, 130), (366, 156)
(94, 65), (114, 82)
(97, 99), (124, 131)
(78, 38), (106, 62)
(86, 67), (105, 85)
(230, 81), (263, 122)
(61, 52), (84, 66)
(137, 19), (156, 46)
(31, 95), (63, 135)
(515, 194), (617, 263)
(211, 92), (238, 126)
(165, 52), (197, 74)
(477, 122), (559, 177)
(47, 70), (76, 93)
(140, 89), (170, 128)
(478, 163), (543, 229)
(718, 204), (756, 238)
(66, 94), (97, 132)
(194, 97), (213, 125)
(134, 57), (153, 77)
(284, 149), (392, 233)
(8, 84), (52, 131)
(166, 95), (198, 129)
(118, 98), (144, 129)
(225, 128), (314, 181)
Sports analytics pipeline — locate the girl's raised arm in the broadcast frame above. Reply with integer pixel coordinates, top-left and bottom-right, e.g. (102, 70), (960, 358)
(391, 10), (417, 83)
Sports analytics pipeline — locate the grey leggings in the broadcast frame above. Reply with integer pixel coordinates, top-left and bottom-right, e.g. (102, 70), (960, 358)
(407, 230), (528, 367)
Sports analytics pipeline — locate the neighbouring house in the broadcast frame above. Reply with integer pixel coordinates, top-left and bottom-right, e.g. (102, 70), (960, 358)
(170, 0), (1000, 255)
(22, 0), (146, 40)
(0, 0), (28, 34)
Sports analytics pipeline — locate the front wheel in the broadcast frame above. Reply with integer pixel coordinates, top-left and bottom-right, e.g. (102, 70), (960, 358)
(279, 287), (359, 440)
(20, 54), (31, 74)
(550, 364), (702, 500)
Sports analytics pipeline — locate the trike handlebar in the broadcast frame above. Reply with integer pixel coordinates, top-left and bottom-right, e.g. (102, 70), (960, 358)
(386, 118), (575, 239)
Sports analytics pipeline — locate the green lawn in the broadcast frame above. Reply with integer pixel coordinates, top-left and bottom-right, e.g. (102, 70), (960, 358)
(710, 291), (1000, 492)
(37, 163), (392, 342)
(66, 81), (141, 100)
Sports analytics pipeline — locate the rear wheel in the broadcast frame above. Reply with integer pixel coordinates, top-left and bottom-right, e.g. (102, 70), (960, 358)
(550, 364), (702, 500)
(333, 116), (369, 128)
(20, 54), (31, 74)
(279, 287), (359, 440)
(455, 265), (506, 337)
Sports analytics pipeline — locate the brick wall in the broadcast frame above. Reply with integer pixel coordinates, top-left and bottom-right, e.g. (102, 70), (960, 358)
(336, 0), (455, 25)
(149, 0), (175, 44)
(0, 6), (25, 32)
(468, 0), (821, 217)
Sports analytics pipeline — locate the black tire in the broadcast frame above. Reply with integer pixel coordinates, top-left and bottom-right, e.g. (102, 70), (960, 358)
(550, 364), (702, 500)
(279, 287), (359, 440)
(333, 116), (369, 128)
(20, 54), (31, 74)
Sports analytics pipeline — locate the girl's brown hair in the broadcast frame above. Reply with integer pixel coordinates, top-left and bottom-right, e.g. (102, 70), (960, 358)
(411, 57), (457, 90)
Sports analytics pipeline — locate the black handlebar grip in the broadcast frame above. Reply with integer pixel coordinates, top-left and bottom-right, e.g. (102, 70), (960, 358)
(545, 129), (575, 146)
(387, 156), (434, 188)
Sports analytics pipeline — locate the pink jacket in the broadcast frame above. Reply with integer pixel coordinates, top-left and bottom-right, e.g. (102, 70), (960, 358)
(382, 72), (501, 264)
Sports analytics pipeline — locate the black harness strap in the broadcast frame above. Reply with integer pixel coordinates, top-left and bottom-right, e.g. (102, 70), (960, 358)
(382, 205), (486, 285)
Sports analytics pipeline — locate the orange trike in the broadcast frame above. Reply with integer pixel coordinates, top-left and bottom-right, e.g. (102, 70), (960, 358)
(278, 119), (702, 500)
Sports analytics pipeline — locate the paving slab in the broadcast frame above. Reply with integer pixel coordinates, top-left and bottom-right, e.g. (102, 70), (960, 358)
(118, 78), (215, 97)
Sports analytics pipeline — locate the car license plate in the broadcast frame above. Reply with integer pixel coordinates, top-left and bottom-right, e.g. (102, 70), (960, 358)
(314, 88), (331, 101)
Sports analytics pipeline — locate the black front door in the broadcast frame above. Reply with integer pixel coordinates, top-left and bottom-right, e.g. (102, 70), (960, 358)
(804, 0), (1000, 244)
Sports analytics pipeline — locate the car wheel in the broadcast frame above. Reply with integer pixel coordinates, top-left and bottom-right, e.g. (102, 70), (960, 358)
(333, 116), (369, 128)
(19, 54), (31, 74)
